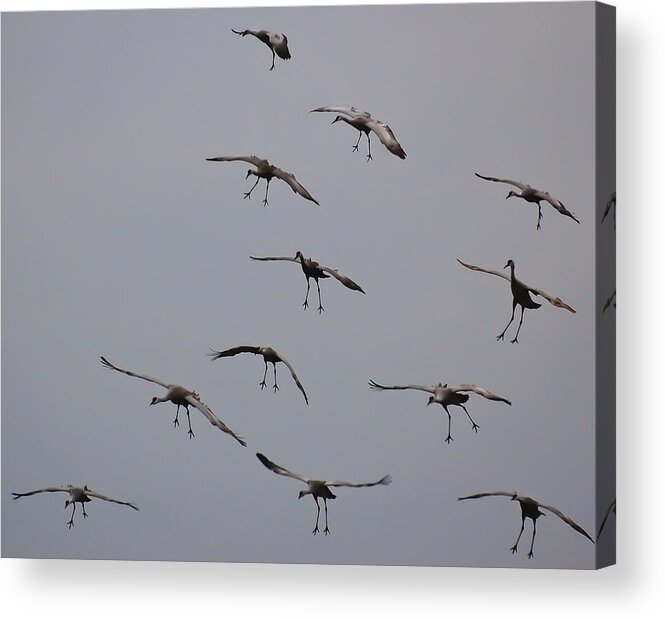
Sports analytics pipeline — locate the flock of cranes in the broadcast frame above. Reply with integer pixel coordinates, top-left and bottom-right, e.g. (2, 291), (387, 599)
(11, 21), (614, 562)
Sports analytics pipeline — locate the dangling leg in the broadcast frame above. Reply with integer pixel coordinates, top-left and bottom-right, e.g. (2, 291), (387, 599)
(82, 503), (89, 519)
(511, 306), (526, 344)
(302, 278), (311, 310)
(67, 503), (77, 529)
(323, 498), (331, 535)
(260, 360), (269, 389)
(460, 404), (479, 433)
(172, 404), (181, 428)
(262, 178), (271, 207)
(497, 301), (517, 341)
(352, 131), (362, 153)
(316, 278), (324, 313)
(185, 407), (195, 439)
(511, 516), (525, 553)
(243, 177), (260, 200)
(444, 407), (454, 444)
(366, 133), (373, 162)
(269, 49), (276, 71)
(312, 496), (321, 535)
(536, 203), (543, 230)
(272, 363), (279, 393)
(528, 520), (537, 558)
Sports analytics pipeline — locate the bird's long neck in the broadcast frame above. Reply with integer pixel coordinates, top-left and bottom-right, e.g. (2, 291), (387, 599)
(508, 262), (516, 281)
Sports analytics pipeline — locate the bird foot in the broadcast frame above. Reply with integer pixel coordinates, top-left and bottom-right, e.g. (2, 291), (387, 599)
(312, 527), (319, 535)
(445, 435), (454, 444)
(352, 145), (359, 153)
(262, 199), (269, 207)
(173, 418), (180, 428)
(82, 512), (89, 519)
(510, 337), (519, 344)
(302, 300), (309, 310)
(471, 423), (480, 433)
(324, 527), (331, 535)
(366, 154), (373, 163)
(188, 429), (195, 440)
(243, 192), (252, 200)
(259, 380), (267, 390)
(317, 305), (325, 314)
(527, 551), (534, 559)
(496, 334), (505, 342)
(510, 545), (518, 554)
(67, 520), (75, 530)
(273, 384), (280, 393)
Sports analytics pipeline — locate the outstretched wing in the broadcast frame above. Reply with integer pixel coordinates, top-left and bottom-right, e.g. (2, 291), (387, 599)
(597, 499), (616, 539)
(452, 384), (512, 405)
(249, 255), (297, 263)
(368, 379), (435, 394)
(328, 475), (392, 488)
(366, 118), (407, 159)
(458, 491), (517, 501)
(538, 502), (595, 543)
(85, 490), (140, 511)
(456, 258), (510, 283)
(208, 346), (261, 360)
(271, 167), (319, 205)
(319, 265), (365, 293)
(475, 173), (528, 191)
(525, 283), (576, 313)
(100, 356), (170, 389)
(186, 395), (246, 447)
(205, 155), (267, 168)
(256, 452), (309, 483)
(269, 33), (291, 60)
(536, 192), (580, 224)
(273, 351), (309, 405)
(309, 106), (371, 117)
(12, 486), (71, 499)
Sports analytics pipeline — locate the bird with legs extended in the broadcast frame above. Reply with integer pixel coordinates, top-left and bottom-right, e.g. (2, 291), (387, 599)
(231, 28), (291, 71)
(100, 356), (246, 446)
(310, 106), (406, 161)
(457, 258), (575, 343)
(12, 484), (139, 529)
(458, 491), (594, 558)
(206, 155), (319, 206)
(256, 452), (391, 535)
(475, 172), (579, 230)
(208, 345), (308, 404)
(250, 251), (365, 313)
(368, 379), (511, 444)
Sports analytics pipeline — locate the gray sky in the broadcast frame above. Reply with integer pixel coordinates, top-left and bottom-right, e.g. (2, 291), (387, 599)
(2, 2), (606, 568)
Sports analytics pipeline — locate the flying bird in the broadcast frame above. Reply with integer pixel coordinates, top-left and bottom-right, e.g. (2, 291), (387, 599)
(458, 491), (594, 558)
(475, 172), (579, 230)
(231, 28), (291, 71)
(256, 452), (391, 535)
(250, 251), (365, 313)
(12, 484), (139, 529)
(597, 499), (616, 540)
(100, 356), (246, 446)
(310, 106), (406, 161)
(206, 155), (319, 206)
(368, 379), (511, 444)
(208, 345), (308, 404)
(457, 258), (575, 343)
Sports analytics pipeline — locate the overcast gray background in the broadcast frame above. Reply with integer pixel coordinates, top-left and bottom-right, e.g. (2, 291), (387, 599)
(2, 2), (604, 568)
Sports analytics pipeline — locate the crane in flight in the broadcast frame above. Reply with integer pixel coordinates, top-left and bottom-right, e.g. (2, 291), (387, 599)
(231, 28), (291, 71)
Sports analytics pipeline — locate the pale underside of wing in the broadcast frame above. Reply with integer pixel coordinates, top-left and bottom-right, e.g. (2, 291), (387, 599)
(475, 172), (528, 191)
(256, 452), (309, 484)
(452, 384), (512, 405)
(270, 167), (319, 205)
(273, 352), (309, 405)
(309, 106), (371, 118)
(368, 379), (435, 394)
(327, 475), (392, 489)
(205, 155), (267, 168)
(458, 491), (517, 501)
(12, 486), (72, 499)
(85, 490), (140, 511)
(457, 260), (575, 313)
(100, 356), (170, 389)
(186, 395), (246, 447)
(538, 502), (595, 543)
(208, 345), (261, 360)
(319, 265), (365, 293)
(366, 118), (407, 159)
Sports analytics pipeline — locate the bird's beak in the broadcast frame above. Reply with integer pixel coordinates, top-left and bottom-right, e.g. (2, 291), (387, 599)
(503, 261), (510, 269)
(505, 192), (511, 200)
(331, 117), (339, 125)
(245, 170), (252, 179)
